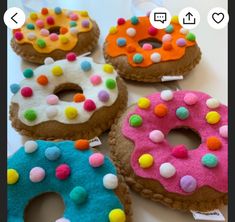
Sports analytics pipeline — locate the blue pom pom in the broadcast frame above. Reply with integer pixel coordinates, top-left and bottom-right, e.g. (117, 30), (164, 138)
(45, 146), (61, 161)
(80, 61), (92, 72)
(54, 7), (62, 14)
(70, 21), (77, 27)
(176, 107), (189, 120)
(130, 16), (139, 25)
(133, 53), (144, 64)
(69, 186), (88, 205)
(165, 24), (174, 33)
(10, 84), (20, 94)
(116, 38), (126, 47)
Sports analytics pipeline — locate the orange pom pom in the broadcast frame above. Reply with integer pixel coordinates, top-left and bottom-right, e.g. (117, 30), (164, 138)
(60, 27), (68, 34)
(37, 75), (48, 86)
(163, 42), (173, 50)
(127, 44), (136, 53)
(154, 103), (168, 117)
(41, 8), (49, 15)
(75, 139), (89, 150)
(73, 93), (85, 103)
(206, 136), (222, 150)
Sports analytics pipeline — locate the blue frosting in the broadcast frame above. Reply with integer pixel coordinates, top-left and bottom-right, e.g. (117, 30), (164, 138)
(8, 140), (124, 221)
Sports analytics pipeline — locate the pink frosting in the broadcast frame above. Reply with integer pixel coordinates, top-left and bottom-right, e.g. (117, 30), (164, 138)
(122, 90), (228, 195)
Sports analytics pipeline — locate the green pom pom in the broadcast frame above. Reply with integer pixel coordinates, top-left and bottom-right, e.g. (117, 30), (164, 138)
(186, 32), (196, 41)
(37, 39), (46, 48)
(69, 186), (88, 205)
(105, 79), (116, 89)
(24, 109), (37, 122)
(70, 21), (77, 27)
(23, 68), (34, 78)
(129, 114), (143, 127)
(165, 24), (174, 33)
(26, 23), (35, 30)
(133, 53), (144, 64)
(201, 153), (218, 168)
(131, 16), (139, 25)
(176, 107), (189, 120)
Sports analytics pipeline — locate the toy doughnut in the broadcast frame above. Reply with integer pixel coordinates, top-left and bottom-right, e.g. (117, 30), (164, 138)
(10, 53), (127, 140)
(104, 16), (201, 82)
(11, 7), (100, 64)
(109, 90), (227, 211)
(8, 140), (132, 222)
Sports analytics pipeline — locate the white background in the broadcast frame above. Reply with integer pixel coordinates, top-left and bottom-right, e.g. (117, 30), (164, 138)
(7, 0), (228, 221)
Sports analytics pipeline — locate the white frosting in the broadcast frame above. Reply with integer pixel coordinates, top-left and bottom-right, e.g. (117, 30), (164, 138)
(11, 57), (119, 125)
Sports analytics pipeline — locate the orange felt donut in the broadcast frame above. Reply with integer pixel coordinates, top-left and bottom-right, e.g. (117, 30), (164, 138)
(104, 16), (201, 82)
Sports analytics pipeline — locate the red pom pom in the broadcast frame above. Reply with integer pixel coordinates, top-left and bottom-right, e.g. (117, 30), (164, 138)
(46, 16), (55, 25)
(14, 32), (24, 41)
(172, 145), (188, 158)
(56, 164), (71, 180)
(21, 87), (33, 97)
(66, 52), (77, 62)
(41, 8), (49, 15)
(148, 26), (158, 36)
(163, 42), (173, 50)
(84, 99), (96, 112)
(117, 18), (126, 25)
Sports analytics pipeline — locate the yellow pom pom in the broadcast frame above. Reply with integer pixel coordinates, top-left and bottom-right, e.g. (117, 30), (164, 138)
(109, 26), (118, 35)
(60, 35), (69, 44)
(206, 111), (221, 124)
(80, 11), (89, 17)
(171, 15), (179, 24)
(109, 209), (126, 222)
(138, 97), (151, 109)
(7, 169), (19, 185)
(52, 66), (63, 76)
(138, 154), (154, 168)
(65, 107), (78, 119)
(103, 64), (114, 73)
(30, 12), (38, 20)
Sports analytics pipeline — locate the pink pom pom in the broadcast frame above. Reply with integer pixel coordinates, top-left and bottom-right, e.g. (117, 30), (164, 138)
(30, 167), (46, 183)
(46, 16), (55, 25)
(90, 75), (102, 85)
(56, 164), (71, 180)
(148, 26), (158, 36)
(184, 93), (198, 105)
(142, 43), (153, 50)
(66, 52), (77, 62)
(70, 13), (79, 21)
(89, 153), (104, 167)
(149, 130), (164, 143)
(219, 125), (228, 138)
(162, 34), (172, 43)
(36, 19), (44, 28)
(46, 94), (59, 105)
(21, 87), (33, 97)
(117, 18), (125, 25)
(172, 145), (188, 158)
(14, 32), (24, 41)
(40, 28), (49, 36)
(49, 33), (58, 41)
(84, 99), (96, 112)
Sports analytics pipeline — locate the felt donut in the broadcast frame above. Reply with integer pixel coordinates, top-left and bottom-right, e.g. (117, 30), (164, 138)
(109, 90), (227, 211)
(8, 140), (132, 222)
(11, 7), (100, 64)
(10, 53), (127, 140)
(104, 16), (201, 82)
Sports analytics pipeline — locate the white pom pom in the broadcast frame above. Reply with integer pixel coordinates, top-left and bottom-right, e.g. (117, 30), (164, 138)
(55, 218), (70, 222)
(159, 163), (176, 178)
(46, 107), (58, 118)
(27, 32), (37, 40)
(149, 130), (164, 143)
(150, 53), (161, 63)
(24, 141), (38, 153)
(103, 174), (118, 189)
(160, 90), (173, 101)
(206, 98), (220, 109)
(180, 28), (189, 35)
(162, 34), (172, 43)
(126, 28), (136, 37)
(70, 27), (79, 35)
(44, 57), (54, 65)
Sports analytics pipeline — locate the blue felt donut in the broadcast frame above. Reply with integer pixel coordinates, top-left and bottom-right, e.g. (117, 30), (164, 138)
(8, 140), (127, 222)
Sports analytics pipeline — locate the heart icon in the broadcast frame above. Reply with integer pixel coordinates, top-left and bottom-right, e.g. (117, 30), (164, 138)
(212, 12), (224, 24)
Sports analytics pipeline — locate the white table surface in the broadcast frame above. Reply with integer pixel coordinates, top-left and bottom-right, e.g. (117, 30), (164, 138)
(7, 0), (228, 221)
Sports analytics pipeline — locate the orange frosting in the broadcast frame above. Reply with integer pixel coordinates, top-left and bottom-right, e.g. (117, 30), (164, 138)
(105, 16), (196, 67)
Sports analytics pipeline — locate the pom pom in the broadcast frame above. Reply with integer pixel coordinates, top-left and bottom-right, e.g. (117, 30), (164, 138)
(30, 12), (38, 20)
(46, 16), (55, 25)
(148, 26), (158, 36)
(172, 145), (188, 158)
(142, 43), (152, 50)
(159, 162), (176, 178)
(180, 28), (189, 35)
(52, 65), (63, 76)
(162, 34), (172, 43)
(75, 139), (89, 150)
(163, 42), (173, 50)
(150, 53), (161, 63)
(7, 169), (19, 185)
(165, 24), (174, 33)
(45, 146), (61, 161)
(55, 218), (70, 222)
(73, 93), (85, 103)
(46, 94), (59, 105)
(206, 98), (220, 109)
(24, 140), (38, 153)
(126, 44), (136, 53)
(14, 31), (23, 41)
(70, 13), (79, 21)
(180, 175), (197, 192)
(186, 32), (196, 41)
(149, 130), (164, 143)
(138, 97), (151, 109)
(27, 32), (37, 40)
(98, 90), (110, 102)
(26, 23), (35, 30)
(103, 174), (118, 189)
(219, 125), (228, 138)
(176, 107), (189, 120)
(89, 153), (104, 167)
(109, 26), (117, 34)
(10, 83), (20, 94)
(41, 8), (49, 15)
(23, 68), (34, 78)
(105, 79), (116, 89)
(129, 114), (142, 127)
(69, 186), (88, 205)
(117, 18), (125, 25)
(126, 28), (136, 37)
(65, 107), (78, 119)
(50, 33), (59, 41)
(138, 154), (154, 168)
(160, 90), (173, 101)
(37, 39), (46, 48)
(82, 20), (90, 28)
(201, 153), (218, 168)
(29, 167), (46, 183)
(81, 61), (92, 71)
(46, 107), (58, 118)
(154, 103), (168, 117)
(130, 16), (139, 25)
(60, 27), (68, 34)
(56, 164), (71, 180)
(133, 53), (144, 64)
(109, 209), (126, 222)
(205, 111), (221, 124)
(184, 93), (198, 105)
(116, 38), (126, 47)
(70, 21), (77, 27)
(66, 52), (77, 62)
(103, 64), (114, 73)
(60, 35), (69, 44)
(206, 136), (222, 150)
(70, 27), (78, 35)
(40, 29), (49, 36)
(90, 75), (102, 85)
(80, 11), (88, 17)
(24, 109), (37, 121)
(44, 57), (54, 65)
(84, 99), (96, 112)
(176, 38), (186, 47)
(21, 87), (33, 97)
(171, 15), (179, 24)
(37, 75), (48, 85)
(54, 7), (62, 14)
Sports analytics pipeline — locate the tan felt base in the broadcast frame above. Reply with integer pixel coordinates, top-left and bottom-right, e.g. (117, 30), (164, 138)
(11, 20), (100, 64)
(104, 44), (201, 83)
(10, 78), (128, 140)
(109, 106), (227, 212)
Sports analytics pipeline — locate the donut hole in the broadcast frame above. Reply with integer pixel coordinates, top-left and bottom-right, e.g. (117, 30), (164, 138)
(48, 26), (61, 35)
(166, 127), (201, 150)
(138, 38), (162, 49)
(24, 192), (65, 222)
(54, 83), (84, 102)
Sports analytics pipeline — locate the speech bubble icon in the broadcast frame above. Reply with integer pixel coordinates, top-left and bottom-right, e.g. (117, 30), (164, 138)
(154, 12), (167, 23)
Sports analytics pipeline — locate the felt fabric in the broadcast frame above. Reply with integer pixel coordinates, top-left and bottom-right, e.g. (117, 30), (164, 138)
(122, 90), (228, 195)
(8, 141), (124, 221)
